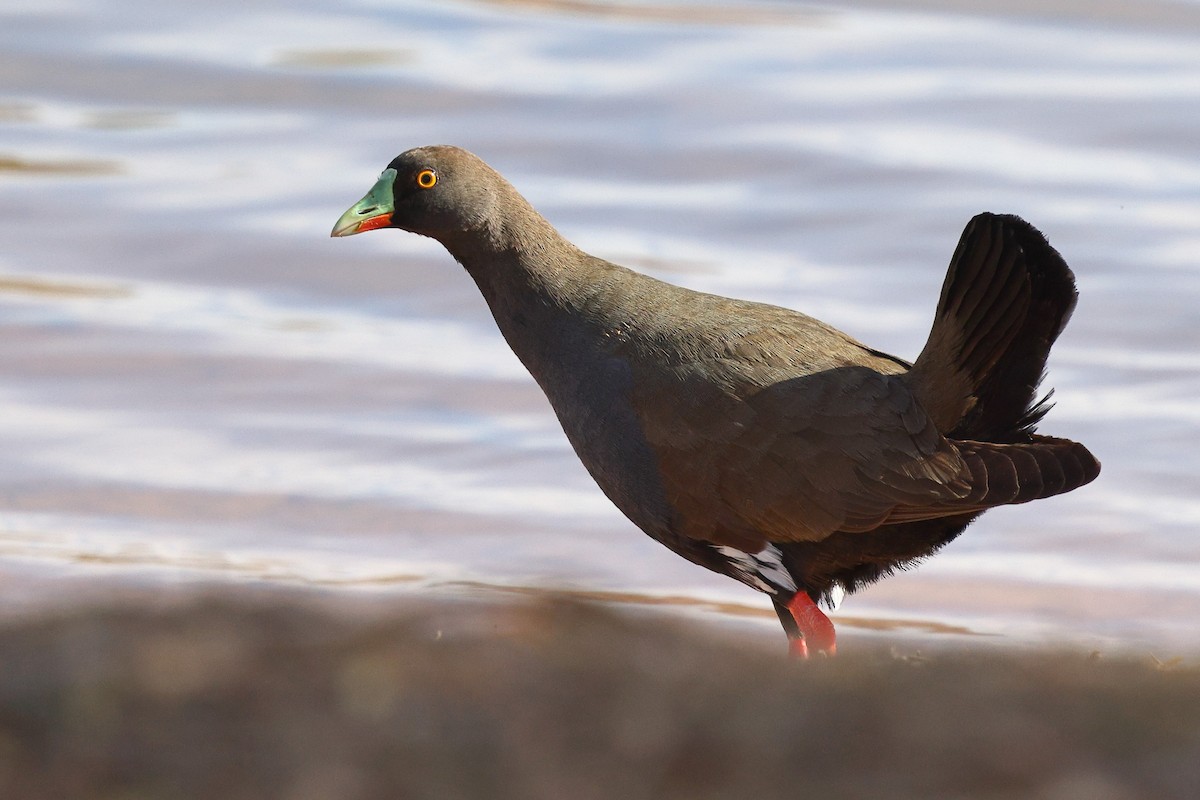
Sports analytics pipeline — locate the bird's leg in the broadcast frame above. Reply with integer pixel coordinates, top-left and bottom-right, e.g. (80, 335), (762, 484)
(788, 635), (810, 659)
(787, 592), (837, 657)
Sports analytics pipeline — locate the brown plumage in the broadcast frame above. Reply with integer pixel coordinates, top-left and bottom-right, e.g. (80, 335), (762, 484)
(333, 145), (1100, 656)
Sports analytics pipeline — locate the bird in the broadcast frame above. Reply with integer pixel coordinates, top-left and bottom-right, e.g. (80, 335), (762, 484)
(332, 145), (1100, 657)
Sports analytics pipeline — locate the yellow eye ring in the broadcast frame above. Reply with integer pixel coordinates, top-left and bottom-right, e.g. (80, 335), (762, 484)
(416, 169), (437, 189)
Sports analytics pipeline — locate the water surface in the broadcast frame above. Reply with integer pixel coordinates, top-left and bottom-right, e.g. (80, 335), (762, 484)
(2, 0), (1199, 651)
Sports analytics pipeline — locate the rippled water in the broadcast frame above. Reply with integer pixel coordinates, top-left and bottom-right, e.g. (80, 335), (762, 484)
(2, 0), (1199, 651)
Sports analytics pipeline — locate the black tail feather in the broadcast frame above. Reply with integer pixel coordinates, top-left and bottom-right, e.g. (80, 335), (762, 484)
(956, 436), (1100, 508)
(908, 213), (1079, 442)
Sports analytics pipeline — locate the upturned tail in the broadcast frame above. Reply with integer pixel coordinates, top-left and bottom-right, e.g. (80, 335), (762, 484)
(906, 212), (1099, 502)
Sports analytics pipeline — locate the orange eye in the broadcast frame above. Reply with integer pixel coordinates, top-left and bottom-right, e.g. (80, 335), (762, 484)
(416, 169), (437, 189)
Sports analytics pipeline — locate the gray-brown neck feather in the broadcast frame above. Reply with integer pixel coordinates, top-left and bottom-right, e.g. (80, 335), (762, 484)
(438, 183), (623, 378)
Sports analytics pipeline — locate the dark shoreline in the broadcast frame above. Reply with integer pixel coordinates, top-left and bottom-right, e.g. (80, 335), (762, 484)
(2, 589), (1197, 799)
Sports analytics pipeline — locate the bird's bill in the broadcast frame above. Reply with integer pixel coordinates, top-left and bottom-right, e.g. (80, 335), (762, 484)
(330, 168), (397, 237)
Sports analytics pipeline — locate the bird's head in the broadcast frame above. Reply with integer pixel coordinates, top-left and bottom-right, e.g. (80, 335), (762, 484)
(331, 145), (503, 242)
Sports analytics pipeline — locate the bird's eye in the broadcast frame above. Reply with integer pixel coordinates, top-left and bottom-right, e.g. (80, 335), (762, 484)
(416, 169), (437, 189)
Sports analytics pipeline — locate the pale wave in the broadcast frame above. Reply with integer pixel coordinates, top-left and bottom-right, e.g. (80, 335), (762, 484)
(0, 272), (526, 379)
(0, 395), (611, 520)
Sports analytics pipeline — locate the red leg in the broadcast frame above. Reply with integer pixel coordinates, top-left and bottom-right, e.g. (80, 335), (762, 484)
(788, 636), (809, 658)
(786, 592), (837, 657)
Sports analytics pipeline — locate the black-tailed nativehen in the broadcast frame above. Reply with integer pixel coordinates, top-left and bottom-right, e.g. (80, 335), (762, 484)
(332, 145), (1100, 656)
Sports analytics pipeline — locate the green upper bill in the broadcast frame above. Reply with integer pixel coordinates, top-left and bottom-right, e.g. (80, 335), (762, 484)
(331, 168), (397, 237)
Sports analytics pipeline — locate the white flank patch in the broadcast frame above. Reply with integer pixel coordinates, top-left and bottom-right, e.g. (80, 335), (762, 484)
(716, 544), (797, 594)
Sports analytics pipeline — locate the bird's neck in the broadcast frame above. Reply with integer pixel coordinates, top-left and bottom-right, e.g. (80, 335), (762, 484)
(439, 208), (623, 383)
(444, 204), (601, 311)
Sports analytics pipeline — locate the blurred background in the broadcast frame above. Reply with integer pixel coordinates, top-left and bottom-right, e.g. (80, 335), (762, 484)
(2, 0), (1199, 653)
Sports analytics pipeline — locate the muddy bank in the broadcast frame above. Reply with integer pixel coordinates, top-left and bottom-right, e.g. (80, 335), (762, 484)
(1, 590), (1197, 799)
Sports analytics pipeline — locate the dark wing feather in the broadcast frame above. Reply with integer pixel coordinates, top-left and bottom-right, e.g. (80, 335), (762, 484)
(637, 359), (977, 550)
(634, 356), (1099, 551)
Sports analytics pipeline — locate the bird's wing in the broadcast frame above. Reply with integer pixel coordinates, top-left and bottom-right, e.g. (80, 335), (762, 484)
(635, 358), (980, 550)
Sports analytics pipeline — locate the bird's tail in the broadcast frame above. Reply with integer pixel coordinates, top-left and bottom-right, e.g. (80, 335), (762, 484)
(878, 435), (1100, 524)
(906, 213), (1079, 442)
